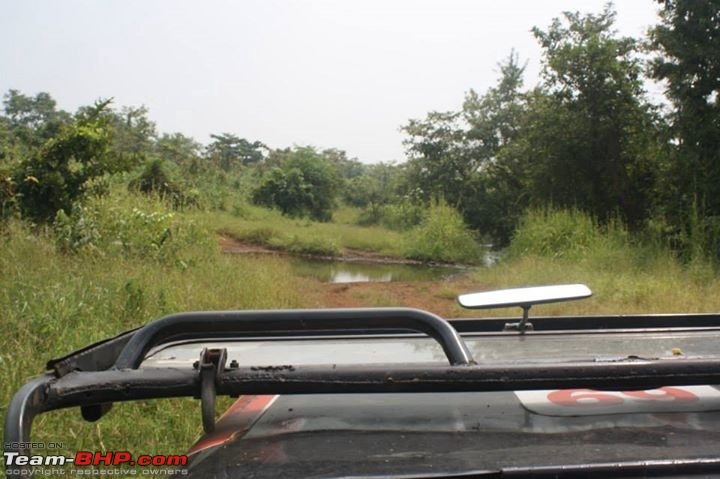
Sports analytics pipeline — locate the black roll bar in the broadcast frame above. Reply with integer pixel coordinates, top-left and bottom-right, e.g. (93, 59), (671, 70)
(113, 308), (476, 369)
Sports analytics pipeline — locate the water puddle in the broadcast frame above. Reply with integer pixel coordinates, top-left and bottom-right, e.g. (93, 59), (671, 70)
(290, 259), (458, 283)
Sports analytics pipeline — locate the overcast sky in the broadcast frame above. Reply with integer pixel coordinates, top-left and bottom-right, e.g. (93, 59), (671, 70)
(1, 0), (661, 163)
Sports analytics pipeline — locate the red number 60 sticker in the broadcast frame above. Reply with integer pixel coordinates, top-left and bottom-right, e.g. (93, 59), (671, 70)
(515, 386), (720, 416)
(547, 387), (699, 407)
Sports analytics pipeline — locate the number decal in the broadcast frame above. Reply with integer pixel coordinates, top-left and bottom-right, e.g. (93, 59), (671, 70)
(622, 387), (698, 403)
(547, 389), (624, 406)
(515, 386), (719, 416)
(547, 387), (699, 407)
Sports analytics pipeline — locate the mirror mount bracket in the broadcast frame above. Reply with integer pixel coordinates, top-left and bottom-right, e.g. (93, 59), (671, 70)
(503, 305), (534, 333)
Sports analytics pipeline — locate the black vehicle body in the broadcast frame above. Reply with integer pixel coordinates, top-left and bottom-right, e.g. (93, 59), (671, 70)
(5, 304), (720, 478)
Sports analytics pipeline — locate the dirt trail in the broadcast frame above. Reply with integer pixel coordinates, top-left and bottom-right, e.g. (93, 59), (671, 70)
(220, 235), (435, 265)
(300, 279), (482, 318)
(219, 235), (484, 318)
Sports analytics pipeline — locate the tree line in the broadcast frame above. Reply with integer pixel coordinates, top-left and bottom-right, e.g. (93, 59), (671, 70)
(1, 0), (719, 260)
(403, 1), (720, 259)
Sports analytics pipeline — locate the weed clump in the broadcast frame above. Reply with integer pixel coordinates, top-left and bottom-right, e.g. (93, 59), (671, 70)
(54, 192), (213, 265)
(509, 208), (629, 260)
(505, 208), (687, 275)
(279, 235), (339, 257)
(404, 201), (479, 264)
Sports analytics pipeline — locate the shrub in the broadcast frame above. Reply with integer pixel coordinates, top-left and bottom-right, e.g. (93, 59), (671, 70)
(129, 159), (197, 208)
(14, 118), (112, 222)
(251, 147), (339, 222)
(269, 235), (340, 256)
(10, 101), (123, 222)
(356, 200), (425, 231)
(379, 201), (425, 231)
(53, 193), (212, 265)
(508, 208), (629, 260)
(404, 201), (479, 263)
(230, 226), (281, 246)
(0, 167), (17, 222)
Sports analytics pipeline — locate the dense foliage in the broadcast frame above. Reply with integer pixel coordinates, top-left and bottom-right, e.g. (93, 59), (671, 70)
(251, 146), (340, 221)
(1, 2), (719, 261)
(399, 3), (719, 260)
(649, 0), (720, 259)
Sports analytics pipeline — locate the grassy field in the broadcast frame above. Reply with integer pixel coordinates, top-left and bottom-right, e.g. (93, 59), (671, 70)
(462, 208), (720, 317)
(210, 201), (482, 263)
(211, 206), (408, 257)
(1, 218), (303, 460)
(2, 201), (720, 468)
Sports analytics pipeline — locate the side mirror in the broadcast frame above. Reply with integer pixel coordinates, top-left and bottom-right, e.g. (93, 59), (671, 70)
(457, 284), (592, 332)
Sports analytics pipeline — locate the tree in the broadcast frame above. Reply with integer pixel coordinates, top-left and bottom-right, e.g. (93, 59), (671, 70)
(0, 116), (18, 219)
(518, 5), (660, 228)
(110, 105), (157, 167)
(12, 101), (115, 222)
(401, 110), (474, 207)
(460, 51), (529, 243)
(320, 148), (365, 179)
(206, 133), (266, 171)
(344, 162), (400, 221)
(129, 158), (182, 198)
(401, 52), (529, 242)
(2, 89), (71, 148)
(252, 146), (339, 221)
(650, 0), (720, 245)
(0, 115), (16, 164)
(74, 103), (157, 171)
(463, 51), (526, 157)
(155, 132), (203, 173)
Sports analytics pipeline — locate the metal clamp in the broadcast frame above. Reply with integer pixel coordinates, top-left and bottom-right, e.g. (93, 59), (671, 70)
(198, 348), (227, 433)
(503, 305), (534, 333)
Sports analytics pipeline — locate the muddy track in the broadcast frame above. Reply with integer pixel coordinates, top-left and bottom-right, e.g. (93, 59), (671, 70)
(218, 235), (483, 318)
(218, 235), (470, 269)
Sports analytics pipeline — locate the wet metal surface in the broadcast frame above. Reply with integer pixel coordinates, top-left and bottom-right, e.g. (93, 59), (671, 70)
(187, 392), (720, 478)
(143, 329), (720, 368)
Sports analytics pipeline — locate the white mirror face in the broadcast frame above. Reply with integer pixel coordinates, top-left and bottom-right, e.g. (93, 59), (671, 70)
(458, 284), (592, 310)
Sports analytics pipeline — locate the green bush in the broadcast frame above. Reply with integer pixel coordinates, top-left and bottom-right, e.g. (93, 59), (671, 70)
(404, 201), (479, 263)
(508, 208), (629, 260)
(0, 166), (17, 222)
(280, 235), (339, 257)
(251, 147), (339, 222)
(12, 101), (119, 222)
(380, 201), (425, 231)
(228, 226), (281, 246)
(53, 193), (213, 265)
(129, 158), (198, 209)
(356, 200), (425, 231)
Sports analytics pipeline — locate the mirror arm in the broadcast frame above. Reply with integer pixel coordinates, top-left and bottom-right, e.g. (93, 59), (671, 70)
(503, 304), (534, 333)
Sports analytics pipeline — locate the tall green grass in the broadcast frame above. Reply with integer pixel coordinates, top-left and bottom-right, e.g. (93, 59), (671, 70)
(1, 211), (302, 461)
(404, 201), (480, 264)
(455, 208), (720, 318)
(54, 192), (213, 265)
(508, 208), (630, 260)
(214, 200), (482, 264)
(211, 206), (408, 257)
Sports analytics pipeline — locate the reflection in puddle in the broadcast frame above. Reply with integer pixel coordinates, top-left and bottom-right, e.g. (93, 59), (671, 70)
(331, 270), (393, 283)
(230, 247), (498, 283)
(290, 259), (458, 283)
